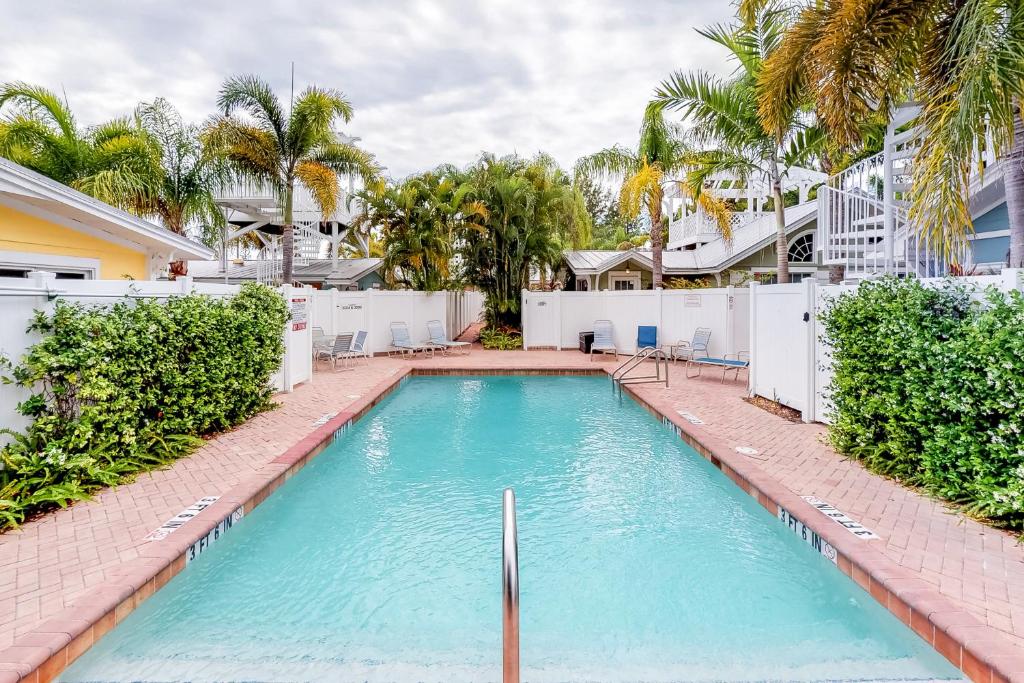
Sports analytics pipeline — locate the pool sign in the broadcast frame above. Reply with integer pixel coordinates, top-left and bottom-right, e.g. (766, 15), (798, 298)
(186, 506), (244, 564)
(777, 505), (838, 564)
(144, 496), (220, 541)
(290, 296), (308, 331)
(801, 496), (879, 539)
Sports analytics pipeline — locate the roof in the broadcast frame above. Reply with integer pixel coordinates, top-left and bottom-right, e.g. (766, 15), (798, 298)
(565, 202), (818, 276)
(0, 156), (214, 260)
(188, 258), (382, 284)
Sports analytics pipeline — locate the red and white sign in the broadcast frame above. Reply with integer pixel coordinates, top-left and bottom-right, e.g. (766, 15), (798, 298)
(290, 296), (308, 331)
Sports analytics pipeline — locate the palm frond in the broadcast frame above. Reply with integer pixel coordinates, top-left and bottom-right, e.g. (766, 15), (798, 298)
(294, 160), (340, 219)
(619, 162), (663, 221)
(0, 82), (76, 139)
(287, 87), (354, 155)
(217, 75), (287, 149)
(310, 140), (381, 185)
(574, 146), (638, 181)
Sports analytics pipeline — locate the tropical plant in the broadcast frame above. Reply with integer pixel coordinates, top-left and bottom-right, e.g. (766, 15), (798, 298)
(575, 172), (644, 250)
(821, 277), (1024, 528)
(135, 98), (228, 246)
(576, 103), (730, 288)
(204, 75), (380, 284)
(752, 0), (1024, 267)
(0, 82), (163, 213)
(459, 154), (590, 327)
(654, 4), (825, 284)
(0, 283), (288, 530)
(355, 170), (478, 290)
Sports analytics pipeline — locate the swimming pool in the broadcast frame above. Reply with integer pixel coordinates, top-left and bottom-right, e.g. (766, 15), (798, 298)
(60, 376), (961, 682)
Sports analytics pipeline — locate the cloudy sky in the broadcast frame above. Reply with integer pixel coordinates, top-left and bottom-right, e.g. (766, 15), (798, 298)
(1, 1), (735, 178)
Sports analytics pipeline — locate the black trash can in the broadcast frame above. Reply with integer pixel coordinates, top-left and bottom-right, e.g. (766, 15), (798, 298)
(579, 331), (594, 354)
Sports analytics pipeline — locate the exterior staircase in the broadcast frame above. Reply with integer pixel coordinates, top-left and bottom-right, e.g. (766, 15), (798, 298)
(817, 104), (1002, 279)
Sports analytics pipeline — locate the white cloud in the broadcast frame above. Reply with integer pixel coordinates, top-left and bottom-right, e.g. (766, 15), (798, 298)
(0, 0), (735, 177)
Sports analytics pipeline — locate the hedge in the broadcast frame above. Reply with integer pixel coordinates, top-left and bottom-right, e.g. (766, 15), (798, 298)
(0, 283), (288, 530)
(821, 277), (1024, 528)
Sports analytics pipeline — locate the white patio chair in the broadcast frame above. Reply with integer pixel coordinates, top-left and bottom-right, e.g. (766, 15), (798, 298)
(389, 322), (438, 358)
(426, 320), (471, 355)
(591, 319), (618, 361)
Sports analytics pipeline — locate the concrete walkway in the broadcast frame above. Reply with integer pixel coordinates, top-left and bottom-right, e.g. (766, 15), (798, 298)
(1, 349), (1021, 655)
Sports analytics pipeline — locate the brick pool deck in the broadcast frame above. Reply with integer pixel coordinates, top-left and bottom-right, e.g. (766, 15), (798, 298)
(2, 348), (1023, 680)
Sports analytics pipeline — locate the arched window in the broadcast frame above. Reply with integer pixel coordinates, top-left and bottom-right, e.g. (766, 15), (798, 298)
(788, 232), (814, 263)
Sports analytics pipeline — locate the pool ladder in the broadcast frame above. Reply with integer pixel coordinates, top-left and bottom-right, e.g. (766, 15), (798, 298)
(611, 346), (670, 397)
(503, 488), (520, 683)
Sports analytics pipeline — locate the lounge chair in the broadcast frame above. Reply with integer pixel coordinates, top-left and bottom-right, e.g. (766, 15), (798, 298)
(389, 322), (438, 358)
(637, 325), (658, 351)
(685, 352), (750, 382)
(427, 320), (471, 355)
(316, 333), (355, 371)
(667, 327), (712, 363)
(338, 330), (370, 365)
(591, 320), (618, 361)
(312, 326), (333, 361)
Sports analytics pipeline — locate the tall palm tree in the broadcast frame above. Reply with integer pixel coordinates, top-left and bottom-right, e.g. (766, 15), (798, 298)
(135, 98), (226, 246)
(0, 82), (162, 212)
(459, 154), (588, 326)
(204, 75), (380, 284)
(575, 103), (728, 288)
(654, 5), (824, 284)
(753, 0), (1024, 267)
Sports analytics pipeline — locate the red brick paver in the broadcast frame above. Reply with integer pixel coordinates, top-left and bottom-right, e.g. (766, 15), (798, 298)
(1, 348), (1022, 663)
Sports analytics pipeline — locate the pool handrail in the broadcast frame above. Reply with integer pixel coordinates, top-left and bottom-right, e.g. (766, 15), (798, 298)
(503, 488), (520, 683)
(612, 346), (670, 396)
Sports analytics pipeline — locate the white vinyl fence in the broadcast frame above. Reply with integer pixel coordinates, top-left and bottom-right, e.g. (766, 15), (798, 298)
(0, 273), (314, 446)
(749, 270), (1024, 423)
(522, 288), (749, 358)
(309, 289), (484, 354)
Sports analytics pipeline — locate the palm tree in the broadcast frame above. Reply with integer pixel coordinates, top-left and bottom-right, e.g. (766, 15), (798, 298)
(355, 171), (469, 290)
(575, 103), (727, 288)
(654, 6), (824, 284)
(459, 154), (588, 326)
(204, 75), (380, 284)
(753, 0), (1024, 267)
(135, 98), (226, 246)
(0, 82), (162, 212)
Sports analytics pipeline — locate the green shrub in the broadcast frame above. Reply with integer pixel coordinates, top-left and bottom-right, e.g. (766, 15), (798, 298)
(821, 277), (1024, 527)
(480, 326), (523, 350)
(0, 283), (288, 530)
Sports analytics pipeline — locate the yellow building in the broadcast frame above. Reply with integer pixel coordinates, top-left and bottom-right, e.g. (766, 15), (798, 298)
(0, 157), (212, 280)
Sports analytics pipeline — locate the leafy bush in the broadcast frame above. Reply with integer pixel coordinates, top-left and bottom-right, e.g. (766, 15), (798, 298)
(480, 326), (523, 350)
(821, 277), (1024, 527)
(0, 283), (288, 530)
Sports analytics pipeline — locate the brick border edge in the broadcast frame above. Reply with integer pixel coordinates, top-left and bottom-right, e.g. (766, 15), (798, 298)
(2, 366), (1019, 682)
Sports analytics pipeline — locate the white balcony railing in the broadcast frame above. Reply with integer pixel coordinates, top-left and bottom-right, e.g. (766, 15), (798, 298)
(668, 211), (772, 248)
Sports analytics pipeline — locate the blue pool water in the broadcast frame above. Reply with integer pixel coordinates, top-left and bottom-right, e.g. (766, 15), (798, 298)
(61, 376), (960, 682)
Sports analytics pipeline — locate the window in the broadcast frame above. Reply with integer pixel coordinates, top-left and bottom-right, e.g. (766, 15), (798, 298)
(788, 233), (814, 263)
(608, 270), (641, 291)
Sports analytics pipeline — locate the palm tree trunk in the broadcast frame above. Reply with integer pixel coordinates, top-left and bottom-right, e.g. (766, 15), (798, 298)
(282, 179), (294, 285)
(1006, 100), (1024, 268)
(649, 190), (664, 289)
(770, 159), (790, 284)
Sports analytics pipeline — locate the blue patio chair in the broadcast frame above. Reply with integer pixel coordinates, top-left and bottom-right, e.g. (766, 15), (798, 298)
(685, 351), (750, 382)
(591, 319), (618, 361)
(338, 330), (370, 365)
(637, 325), (658, 351)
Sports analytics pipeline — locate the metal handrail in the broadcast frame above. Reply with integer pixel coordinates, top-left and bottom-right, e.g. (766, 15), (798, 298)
(612, 346), (670, 396)
(502, 488), (519, 683)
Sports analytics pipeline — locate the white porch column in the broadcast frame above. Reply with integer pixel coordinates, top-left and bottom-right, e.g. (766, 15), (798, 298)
(882, 120), (897, 274)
